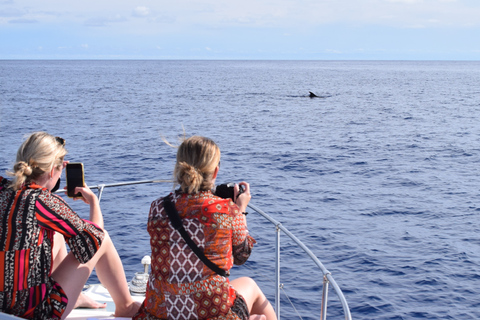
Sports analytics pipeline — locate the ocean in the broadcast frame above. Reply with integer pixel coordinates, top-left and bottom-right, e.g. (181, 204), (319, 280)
(1, 60), (480, 319)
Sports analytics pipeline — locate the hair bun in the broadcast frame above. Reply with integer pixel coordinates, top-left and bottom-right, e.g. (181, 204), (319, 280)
(177, 162), (204, 193)
(14, 161), (33, 177)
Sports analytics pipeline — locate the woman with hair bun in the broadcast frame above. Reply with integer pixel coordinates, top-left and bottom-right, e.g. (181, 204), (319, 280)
(134, 136), (276, 320)
(0, 132), (140, 319)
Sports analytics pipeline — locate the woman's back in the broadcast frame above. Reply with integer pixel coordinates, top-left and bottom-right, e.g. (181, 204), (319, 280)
(0, 178), (61, 318)
(135, 190), (255, 320)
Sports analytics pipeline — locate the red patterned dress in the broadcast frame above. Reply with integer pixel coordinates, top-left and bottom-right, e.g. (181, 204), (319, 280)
(134, 190), (256, 320)
(0, 177), (104, 319)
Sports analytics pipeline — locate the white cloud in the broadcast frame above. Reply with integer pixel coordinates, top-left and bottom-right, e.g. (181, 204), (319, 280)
(132, 6), (150, 17)
(3, 0), (480, 33)
(324, 49), (343, 54)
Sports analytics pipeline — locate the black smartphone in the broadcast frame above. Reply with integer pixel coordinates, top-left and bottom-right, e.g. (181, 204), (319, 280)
(66, 162), (85, 198)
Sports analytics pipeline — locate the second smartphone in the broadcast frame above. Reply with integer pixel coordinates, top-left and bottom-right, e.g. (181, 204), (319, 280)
(66, 162), (85, 198)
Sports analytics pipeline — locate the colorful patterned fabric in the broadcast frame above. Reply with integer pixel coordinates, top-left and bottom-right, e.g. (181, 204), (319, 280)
(134, 190), (256, 320)
(0, 177), (104, 319)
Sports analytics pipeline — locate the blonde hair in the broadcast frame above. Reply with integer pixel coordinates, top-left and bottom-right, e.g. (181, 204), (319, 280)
(174, 136), (220, 194)
(7, 132), (67, 191)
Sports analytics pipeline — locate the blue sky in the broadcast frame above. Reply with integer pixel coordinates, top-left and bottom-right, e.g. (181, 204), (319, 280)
(1, 0), (479, 60)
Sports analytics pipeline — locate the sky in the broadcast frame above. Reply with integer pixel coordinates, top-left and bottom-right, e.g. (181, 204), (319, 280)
(1, 0), (479, 60)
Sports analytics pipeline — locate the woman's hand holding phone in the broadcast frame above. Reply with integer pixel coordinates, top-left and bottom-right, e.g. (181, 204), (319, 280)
(64, 162), (103, 228)
(72, 184), (97, 204)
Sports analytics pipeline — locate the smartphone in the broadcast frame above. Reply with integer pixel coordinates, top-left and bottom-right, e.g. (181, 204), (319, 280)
(66, 162), (85, 198)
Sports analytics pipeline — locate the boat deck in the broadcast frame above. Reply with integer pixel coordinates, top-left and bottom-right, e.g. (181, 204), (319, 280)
(66, 284), (144, 320)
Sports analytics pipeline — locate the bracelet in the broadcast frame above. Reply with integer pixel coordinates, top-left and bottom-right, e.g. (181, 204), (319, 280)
(242, 212), (248, 216)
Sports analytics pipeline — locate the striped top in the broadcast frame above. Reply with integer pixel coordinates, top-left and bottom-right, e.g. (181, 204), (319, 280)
(0, 177), (104, 319)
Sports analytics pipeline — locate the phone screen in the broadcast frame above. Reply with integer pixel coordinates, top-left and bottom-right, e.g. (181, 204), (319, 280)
(66, 163), (84, 198)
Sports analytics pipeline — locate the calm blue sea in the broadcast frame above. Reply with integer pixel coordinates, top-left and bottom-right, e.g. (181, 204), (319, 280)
(1, 60), (480, 319)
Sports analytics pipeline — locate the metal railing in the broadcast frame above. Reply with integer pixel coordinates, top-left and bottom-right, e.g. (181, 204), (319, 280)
(248, 203), (352, 320)
(87, 179), (352, 320)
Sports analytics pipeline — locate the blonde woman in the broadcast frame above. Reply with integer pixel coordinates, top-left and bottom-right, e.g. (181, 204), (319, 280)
(0, 132), (140, 319)
(134, 136), (276, 320)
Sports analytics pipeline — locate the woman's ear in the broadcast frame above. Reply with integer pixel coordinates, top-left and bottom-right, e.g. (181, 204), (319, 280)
(212, 166), (219, 180)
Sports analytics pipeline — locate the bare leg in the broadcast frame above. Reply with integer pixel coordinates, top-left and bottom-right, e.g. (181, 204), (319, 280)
(231, 277), (277, 320)
(52, 232), (68, 271)
(51, 230), (140, 319)
(92, 231), (141, 317)
(52, 232), (107, 309)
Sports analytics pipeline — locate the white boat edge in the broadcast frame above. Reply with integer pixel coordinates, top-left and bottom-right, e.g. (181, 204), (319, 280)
(67, 284), (145, 320)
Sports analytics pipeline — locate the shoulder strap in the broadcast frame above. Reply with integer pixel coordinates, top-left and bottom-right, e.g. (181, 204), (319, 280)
(163, 196), (228, 277)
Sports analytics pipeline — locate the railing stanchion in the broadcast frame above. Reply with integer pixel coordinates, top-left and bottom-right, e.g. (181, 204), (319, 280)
(97, 184), (105, 202)
(320, 274), (330, 320)
(275, 224), (281, 319)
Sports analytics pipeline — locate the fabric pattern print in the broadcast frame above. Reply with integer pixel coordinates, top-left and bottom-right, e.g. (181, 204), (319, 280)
(133, 190), (256, 320)
(0, 177), (104, 319)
